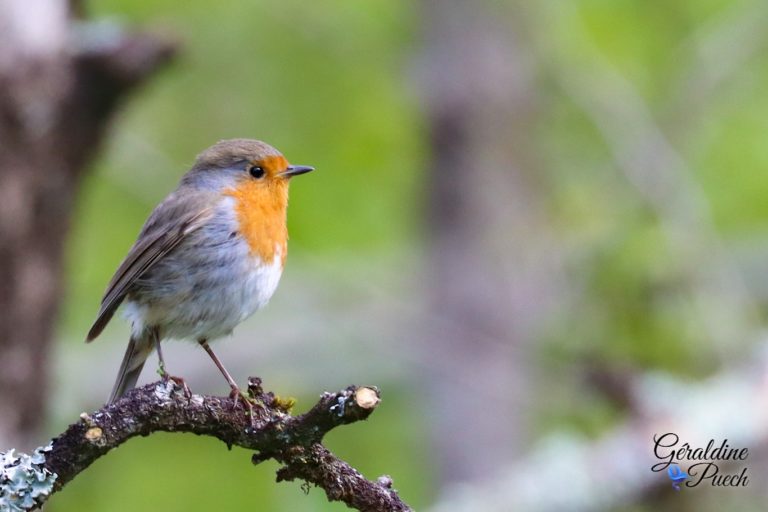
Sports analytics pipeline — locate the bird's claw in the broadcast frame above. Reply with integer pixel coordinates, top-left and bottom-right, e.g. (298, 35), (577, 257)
(162, 373), (192, 400)
(229, 387), (257, 428)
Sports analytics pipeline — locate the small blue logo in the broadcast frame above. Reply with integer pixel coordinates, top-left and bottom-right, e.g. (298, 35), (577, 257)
(667, 464), (688, 491)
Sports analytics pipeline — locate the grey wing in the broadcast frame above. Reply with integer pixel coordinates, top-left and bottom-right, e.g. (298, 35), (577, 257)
(86, 192), (214, 342)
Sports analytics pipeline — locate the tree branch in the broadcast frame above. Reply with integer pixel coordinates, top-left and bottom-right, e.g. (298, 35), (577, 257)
(0, 378), (412, 511)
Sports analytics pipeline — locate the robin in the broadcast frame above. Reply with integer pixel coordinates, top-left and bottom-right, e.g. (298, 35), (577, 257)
(86, 139), (314, 403)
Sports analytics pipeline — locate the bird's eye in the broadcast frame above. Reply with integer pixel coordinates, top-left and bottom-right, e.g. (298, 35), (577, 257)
(248, 165), (265, 179)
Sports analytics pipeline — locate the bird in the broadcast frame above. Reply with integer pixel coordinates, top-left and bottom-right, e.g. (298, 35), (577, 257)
(86, 139), (314, 404)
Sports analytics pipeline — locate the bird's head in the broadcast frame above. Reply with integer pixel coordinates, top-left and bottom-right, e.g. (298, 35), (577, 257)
(183, 138), (314, 190)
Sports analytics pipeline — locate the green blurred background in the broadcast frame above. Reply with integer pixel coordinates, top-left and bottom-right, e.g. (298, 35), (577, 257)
(43, 0), (768, 510)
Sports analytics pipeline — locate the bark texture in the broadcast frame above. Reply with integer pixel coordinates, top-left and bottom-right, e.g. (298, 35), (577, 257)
(2, 378), (410, 511)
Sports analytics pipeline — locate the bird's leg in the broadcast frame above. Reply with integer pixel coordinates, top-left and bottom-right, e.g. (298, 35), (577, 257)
(198, 339), (240, 391)
(153, 329), (168, 378)
(198, 339), (255, 424)
(153, 328), (191, 398)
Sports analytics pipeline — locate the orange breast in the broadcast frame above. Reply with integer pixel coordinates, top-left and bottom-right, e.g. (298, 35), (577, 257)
(225, 179), (289, 266)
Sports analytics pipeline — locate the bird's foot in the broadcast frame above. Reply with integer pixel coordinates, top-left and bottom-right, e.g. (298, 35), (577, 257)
(229, 387), (257, 428)
(158, 368), (192, 399)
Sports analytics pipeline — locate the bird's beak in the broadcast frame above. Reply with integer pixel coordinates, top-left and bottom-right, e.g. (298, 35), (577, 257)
(280, 165), (315, 178)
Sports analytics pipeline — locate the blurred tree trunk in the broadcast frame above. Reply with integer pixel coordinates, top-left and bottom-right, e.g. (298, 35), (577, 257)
(419, 0), (565, 484)
(0, 0), (174, 449)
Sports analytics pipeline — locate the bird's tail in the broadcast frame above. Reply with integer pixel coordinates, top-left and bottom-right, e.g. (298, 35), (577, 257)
(109, 333), (153, 403)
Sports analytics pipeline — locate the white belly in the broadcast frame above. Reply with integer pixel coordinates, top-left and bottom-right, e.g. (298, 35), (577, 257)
(124, 251), (283, 341)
